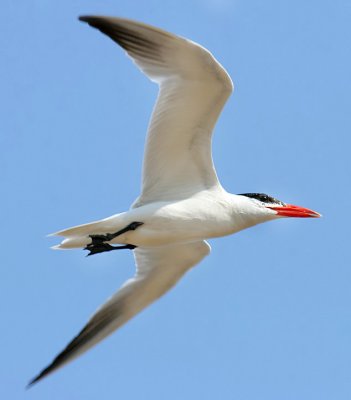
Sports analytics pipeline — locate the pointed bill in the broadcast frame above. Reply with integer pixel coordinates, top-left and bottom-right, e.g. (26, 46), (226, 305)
(267, 204), (321, 218)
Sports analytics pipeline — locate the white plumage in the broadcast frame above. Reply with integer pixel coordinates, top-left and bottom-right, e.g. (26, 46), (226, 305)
(29, 16), (319, 387)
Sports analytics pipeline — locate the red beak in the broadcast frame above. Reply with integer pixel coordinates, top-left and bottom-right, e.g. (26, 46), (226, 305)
(267, 204), (321, 218)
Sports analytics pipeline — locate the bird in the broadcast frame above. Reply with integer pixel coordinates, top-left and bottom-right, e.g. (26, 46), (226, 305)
(28, 15), (320, 387)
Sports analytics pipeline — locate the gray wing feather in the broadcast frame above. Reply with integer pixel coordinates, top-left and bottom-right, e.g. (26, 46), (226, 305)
(78, 16), (233, 205)
(28, 241), (210, 386)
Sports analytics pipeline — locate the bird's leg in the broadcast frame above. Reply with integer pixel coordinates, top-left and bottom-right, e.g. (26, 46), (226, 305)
(84, 243), (136, 257)
(84, 221), (143, 256)
(89, 221), (144, 243)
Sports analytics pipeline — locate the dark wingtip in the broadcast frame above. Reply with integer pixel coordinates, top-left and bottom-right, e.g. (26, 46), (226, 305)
(26, 373), (43, 389)
(26, 381), (36, 390)
(78, 16), (107, 31)
(26, 359), (59, 389)
(78, 15), (92, 23)
(78, 15), (104, 26)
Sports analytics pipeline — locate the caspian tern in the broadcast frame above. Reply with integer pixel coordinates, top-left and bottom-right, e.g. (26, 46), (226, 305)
(28, 16), (320, 387)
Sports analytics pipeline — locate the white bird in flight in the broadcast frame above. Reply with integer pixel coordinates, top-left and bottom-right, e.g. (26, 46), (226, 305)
(29, 15), (320, 386)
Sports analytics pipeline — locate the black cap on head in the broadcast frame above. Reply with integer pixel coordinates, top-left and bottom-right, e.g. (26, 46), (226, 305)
(238, 193), (286, 206)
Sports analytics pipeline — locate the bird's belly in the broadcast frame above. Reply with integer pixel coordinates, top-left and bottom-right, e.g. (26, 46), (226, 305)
(110, 199), (235, 247)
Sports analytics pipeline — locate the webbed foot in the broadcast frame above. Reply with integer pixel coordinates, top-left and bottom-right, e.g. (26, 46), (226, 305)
(89, 221), (144, 243)
(84, 221), (143, 256)
(84, 243), (136, 256)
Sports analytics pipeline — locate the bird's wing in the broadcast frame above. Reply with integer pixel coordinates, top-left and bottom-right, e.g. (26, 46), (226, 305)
(78, 16), (233, 207)
(28, 241), (210, 386)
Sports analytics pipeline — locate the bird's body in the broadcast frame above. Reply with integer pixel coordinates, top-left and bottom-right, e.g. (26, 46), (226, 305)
(29, 16), (320, 387)
(55, 190), (277, 249)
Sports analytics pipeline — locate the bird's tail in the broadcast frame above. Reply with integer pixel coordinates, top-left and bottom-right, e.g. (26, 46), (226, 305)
(49, 215), (124, 249)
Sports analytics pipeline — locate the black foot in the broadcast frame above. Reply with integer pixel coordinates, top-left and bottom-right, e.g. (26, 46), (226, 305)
(84, 243), (136, 256)
(89, 221), (144, 243)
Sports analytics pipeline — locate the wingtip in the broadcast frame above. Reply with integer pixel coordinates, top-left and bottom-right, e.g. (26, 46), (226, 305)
(26, 373), (43, 389)
(78, 15), (105, 30)
(26, 380), (36, 390)
(26, 359), (60, 389)
(78, 15), (102, 25)
(78, 15), (91, 23)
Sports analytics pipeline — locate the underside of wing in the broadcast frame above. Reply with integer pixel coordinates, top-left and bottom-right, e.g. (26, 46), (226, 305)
(79, 16), (233, 206)
(28, 241), (210, 386)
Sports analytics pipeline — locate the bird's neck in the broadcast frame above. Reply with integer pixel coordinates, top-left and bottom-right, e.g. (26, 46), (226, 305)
(226, 193), (276, 233)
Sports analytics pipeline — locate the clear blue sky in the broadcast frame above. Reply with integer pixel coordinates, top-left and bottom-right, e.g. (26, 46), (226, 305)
(2, 1), (350, 399)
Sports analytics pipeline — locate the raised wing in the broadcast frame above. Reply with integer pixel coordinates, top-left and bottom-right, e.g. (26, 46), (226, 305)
(78, 16), (233, 206)
(28, 241), (210, 386)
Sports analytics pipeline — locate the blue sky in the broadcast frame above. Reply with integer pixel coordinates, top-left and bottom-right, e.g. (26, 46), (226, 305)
(2, 1), (351, 399)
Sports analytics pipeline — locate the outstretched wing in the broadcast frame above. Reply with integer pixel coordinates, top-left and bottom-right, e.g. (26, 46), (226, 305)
(78, 16), (233, 206)
(28, 241), (210, 386)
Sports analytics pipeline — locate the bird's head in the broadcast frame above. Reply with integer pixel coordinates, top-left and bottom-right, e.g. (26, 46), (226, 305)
(238, 193), (321, 219)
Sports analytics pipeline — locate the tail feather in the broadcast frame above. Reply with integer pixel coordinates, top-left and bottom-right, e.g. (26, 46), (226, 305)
(50, 215), (124, 237)
(51, 237), (91, 250)
(49, 213), (126, 249)
(50, 220), (104, 237)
